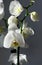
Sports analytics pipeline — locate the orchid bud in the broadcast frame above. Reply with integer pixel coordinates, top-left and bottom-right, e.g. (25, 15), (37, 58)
(30, 11), (39, 22)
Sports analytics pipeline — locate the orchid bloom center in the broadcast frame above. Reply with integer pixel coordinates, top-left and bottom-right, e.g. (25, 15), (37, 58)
(16, 7), (22, 13)
(11, 41), (19, 48)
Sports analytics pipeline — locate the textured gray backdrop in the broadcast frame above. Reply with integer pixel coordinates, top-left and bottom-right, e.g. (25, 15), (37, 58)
(0, 0), (41, 65)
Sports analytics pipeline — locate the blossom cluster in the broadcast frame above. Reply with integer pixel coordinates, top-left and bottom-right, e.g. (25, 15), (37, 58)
(0, 0), (39, 65)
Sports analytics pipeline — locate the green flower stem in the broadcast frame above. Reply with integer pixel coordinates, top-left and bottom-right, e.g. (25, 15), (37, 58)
(2, 18), (8, 28)
(23, 2), (34, 9)
(23, 2), (34, 16)
(27, 2), (34, 8)
(19, 22), (23, 34)
(25, 8), (29, 16)
(20, 25), (22, 33)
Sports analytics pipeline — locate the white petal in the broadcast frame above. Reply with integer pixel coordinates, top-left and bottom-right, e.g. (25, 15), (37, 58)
(8, 53), (27, 64)
(3, 31), (15, 48)
(22, 21), (28, 29)
(9, 0), (23, 17)
(14, 31), (25, 48)
(19, 54), (27, 62)
(8, 16), (18, 25)
(15, 29), (20, 33)
(0, 2), (4, 20)
(15, 29), (29, 48)
(9, 53), (17, 64)
(8, 23), (18, 31)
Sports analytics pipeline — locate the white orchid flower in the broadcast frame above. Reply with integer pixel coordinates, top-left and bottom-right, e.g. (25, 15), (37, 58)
(22, 27), (34, 37)
(3, 31), (25, 49)
(8, 53), (27, 65)
(30, 11), (39, 22)
(0, 2), (4, 20)
(9, 0), (24, 17)
(8, 16), (18, 25)
(22, 23), (34, 37)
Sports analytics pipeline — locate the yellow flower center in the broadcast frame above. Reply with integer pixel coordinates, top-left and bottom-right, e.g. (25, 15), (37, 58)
(11, 41), (19, 48)
(16, 7), (21, 13)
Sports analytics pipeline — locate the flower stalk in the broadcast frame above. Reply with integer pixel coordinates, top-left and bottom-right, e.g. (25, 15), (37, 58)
(17, 47), (20, 65)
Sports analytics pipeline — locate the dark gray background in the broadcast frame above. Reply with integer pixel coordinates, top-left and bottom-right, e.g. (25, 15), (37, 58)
(0, 0), (42, 65)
